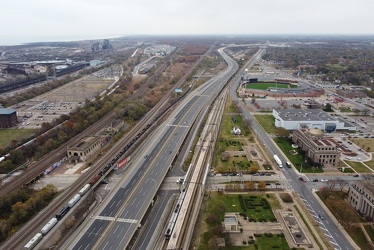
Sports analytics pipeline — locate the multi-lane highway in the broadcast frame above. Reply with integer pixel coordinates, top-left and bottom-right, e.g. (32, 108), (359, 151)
(229, 49), (356, 250)
(67, 48), (238, 250)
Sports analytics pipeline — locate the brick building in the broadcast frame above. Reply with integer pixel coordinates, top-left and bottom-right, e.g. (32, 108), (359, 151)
(292, 128), (340, 167)
(0, 108), (18, 128)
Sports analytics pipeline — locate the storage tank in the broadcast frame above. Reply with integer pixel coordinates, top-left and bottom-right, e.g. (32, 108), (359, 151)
(41, 217), (58, 235)
(24, 233), (43, 250)
(78, 184), (90, 197)
(68, 194), (81, 208)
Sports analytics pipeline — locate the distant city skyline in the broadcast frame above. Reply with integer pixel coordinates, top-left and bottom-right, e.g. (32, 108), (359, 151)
(2, 0), (374, 45)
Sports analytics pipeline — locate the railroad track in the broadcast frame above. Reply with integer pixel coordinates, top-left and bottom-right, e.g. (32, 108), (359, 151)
(1, 46), (215, 249)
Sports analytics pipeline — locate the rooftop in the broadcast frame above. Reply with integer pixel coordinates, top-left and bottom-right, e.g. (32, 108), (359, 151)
(0, 108), (17, 115)
(356, 180), (374, 195)
(274, 109), (338, 122)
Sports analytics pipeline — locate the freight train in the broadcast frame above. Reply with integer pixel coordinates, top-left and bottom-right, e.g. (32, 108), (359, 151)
(23, 85), (192, 250)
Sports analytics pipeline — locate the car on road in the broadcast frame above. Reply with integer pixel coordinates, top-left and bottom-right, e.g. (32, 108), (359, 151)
(299, 177), (306, 182)
(353, 174), (359, 177)
(319, 214), (324, 220)
(313, 179), (318, 182)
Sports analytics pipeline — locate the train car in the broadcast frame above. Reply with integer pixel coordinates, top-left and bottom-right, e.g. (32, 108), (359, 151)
(78, 184), (91, 197)
(23, 233), (43, 250)
(89, 175), (101, 186)
(68, 194), (81, 208)
(56, 206), (70, 220)
(41, 218), (58, 235)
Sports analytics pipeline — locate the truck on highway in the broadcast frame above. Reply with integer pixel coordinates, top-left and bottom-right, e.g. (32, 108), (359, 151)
(273, 155), (283, 168)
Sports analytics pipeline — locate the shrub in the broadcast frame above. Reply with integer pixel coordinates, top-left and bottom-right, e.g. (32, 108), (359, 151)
(248, 218), (256, 222)
(280, 193), (293, 203)
(254, 233), (262, 237)
(277, 233), (285, 237)
(254, 244), (258, 249)
(242, 240), (247, 245)
(265, 233), (273, 237)
(266, 194), (270, 198)
(248, 240), (255, 244)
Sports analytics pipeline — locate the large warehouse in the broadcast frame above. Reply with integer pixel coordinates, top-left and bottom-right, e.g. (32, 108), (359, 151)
(0, 108), (18, 128)
(273, 109), (355, 132)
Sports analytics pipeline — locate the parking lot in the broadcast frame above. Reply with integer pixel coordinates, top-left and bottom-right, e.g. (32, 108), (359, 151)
(14, 66), (121, 129)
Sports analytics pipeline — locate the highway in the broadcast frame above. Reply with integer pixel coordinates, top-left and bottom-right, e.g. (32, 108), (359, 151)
(230, 49), (356, 250)
(68, 48), (238, 250)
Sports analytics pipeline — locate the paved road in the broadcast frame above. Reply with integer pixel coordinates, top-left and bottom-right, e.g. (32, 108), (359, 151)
(230, 49), (356, 250)
(69, 48), (238, 250)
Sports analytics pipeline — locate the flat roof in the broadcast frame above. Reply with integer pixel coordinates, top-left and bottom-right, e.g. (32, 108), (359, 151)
(274, 109), (338, 122)
(0, 108), (16, 115)
(357, 180), (374, 195)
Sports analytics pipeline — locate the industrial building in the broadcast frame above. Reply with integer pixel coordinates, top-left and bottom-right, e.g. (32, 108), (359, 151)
(0, 108), (18, 128)
(348, 180), (374, 222)
(67, 136), (102, 164)
(292, 128), (340, 167)
(273, 109), (355, 132)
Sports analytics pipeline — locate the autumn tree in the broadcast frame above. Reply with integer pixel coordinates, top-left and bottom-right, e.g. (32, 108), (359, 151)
(248, 166), (259, 174)
(246, 181), (255, 190)
(258, 181), (267, 190)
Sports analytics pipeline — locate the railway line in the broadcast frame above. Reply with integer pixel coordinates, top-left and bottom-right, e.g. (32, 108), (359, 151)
(1, 45), (213, 249)
(0, 43), (221, 249)
(165, 87), (228, 250)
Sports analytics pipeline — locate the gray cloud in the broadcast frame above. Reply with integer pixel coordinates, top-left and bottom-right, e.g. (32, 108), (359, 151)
(1, 0), (373, 44)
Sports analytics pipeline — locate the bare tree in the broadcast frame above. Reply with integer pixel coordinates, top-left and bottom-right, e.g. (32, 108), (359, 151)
(326, 179), (338, 190)
(361, 174), (373, 180)
(362, 108), (371, 115)
(335, 178), (348, 192)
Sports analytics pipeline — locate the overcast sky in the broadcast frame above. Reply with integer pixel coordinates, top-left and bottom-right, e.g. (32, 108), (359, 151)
(2, 0), (374, 44)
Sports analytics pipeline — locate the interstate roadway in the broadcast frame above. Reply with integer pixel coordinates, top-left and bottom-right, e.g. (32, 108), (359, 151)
(68, 48), (238, 250)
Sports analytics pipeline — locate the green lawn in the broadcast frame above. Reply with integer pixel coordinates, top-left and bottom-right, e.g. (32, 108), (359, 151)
(345, 160), (373, 173)
(346, 226), (372, 250)
(243, 196), (277, 221)
(246, 83), (297, 90)
(363, 224), (374, 243)
(0, 129), (36, 149)
(363, 160), (374, 172)
(256, 234), (290, 250)
(253, 115), (276, 133)
(217, 155), (259, 172)
(197, 193), (286, 250)
(274, 137), (324, 173)
(316, 190), (369, 248)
